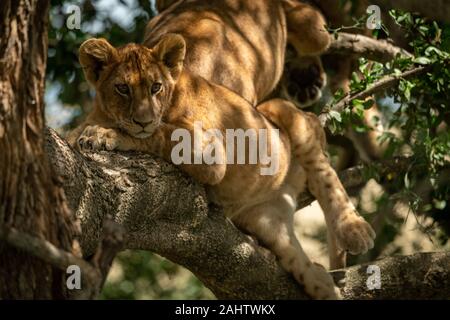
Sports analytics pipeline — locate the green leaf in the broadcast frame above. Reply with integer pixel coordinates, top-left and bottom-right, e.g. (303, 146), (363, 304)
(413, 57), (431, 65)
(329, 110), (342, 122)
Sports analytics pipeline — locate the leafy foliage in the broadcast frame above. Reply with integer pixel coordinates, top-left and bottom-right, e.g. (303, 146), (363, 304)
(325, 10), (450, 240)
(101, 251), (214, 300)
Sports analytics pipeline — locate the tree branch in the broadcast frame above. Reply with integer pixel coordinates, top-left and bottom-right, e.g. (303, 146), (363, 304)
(327, 32), (413, 62)
(0, 226), (99, 283)
(332, 252), (450, 299)
(0, 215), (124, 299)
(319, 66), (431, 126)
(44, 128), (450, 299)
(45, 128), (309, 299)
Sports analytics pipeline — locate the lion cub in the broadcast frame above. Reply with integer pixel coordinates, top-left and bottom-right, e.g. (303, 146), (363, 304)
(69, 34), (375, 299)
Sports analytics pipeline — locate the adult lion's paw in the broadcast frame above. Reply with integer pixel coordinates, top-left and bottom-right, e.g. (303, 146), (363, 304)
(281, 55), (327, 108)
(302, 262), (342, 300)
(78, 125), (123, 151)
(335, 212), (376, 255)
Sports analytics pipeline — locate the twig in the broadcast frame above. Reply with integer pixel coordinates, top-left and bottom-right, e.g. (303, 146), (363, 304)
(372, 0), (450, 24)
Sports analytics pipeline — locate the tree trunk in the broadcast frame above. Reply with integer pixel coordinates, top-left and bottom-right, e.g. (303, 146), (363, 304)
(0, 0), (78, 299)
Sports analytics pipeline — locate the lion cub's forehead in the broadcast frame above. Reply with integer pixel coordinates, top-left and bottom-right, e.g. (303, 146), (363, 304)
(116, 44), (160, 85)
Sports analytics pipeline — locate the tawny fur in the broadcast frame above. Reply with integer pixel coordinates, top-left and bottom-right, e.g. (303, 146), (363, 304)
(147, 0), (330, 105)
(69, 33), (376, 299)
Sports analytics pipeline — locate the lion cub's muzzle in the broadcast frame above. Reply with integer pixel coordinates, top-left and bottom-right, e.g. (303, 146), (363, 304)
(128, 119), (160, 139)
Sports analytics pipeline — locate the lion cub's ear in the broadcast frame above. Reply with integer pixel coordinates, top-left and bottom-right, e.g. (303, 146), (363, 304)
(79, 38), (118, 85)
(152, 33), (186, 80)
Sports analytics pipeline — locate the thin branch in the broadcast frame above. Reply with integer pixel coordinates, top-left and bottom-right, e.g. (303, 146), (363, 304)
(327, 32), (413, 62)
(0, 215), (124, 299)
(319, 66), (431, 126)
(0, 226), (99, 282)
(90, 215), (125, 292)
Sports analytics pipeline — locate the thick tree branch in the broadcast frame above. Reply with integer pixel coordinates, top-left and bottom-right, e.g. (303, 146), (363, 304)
(45, 128), (308, 299)
(44, 128), (450, 299)
(332, 252), (450, 299)
(327, 32), (413, 62)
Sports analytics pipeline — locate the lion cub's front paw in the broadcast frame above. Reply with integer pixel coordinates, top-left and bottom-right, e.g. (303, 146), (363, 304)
(335, 213), (376, 255)
(303, 263), (342, 300)
(78, 125), (123, 151)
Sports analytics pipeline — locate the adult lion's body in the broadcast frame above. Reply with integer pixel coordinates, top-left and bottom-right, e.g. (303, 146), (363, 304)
(145, 0), (286, 105)
(145, 0), (330, 105)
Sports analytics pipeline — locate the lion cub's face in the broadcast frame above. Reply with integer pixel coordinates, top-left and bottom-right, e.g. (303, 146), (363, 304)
(79, 34), (186, 138)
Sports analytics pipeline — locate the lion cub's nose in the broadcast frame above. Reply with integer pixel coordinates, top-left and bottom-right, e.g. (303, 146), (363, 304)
(132, 118), (152, 128)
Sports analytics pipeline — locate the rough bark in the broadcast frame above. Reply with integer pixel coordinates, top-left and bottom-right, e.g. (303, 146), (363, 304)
(45, 129), (308, 299)
(0, 0), (79, 299)
(45, 128), (450, 299)
(333, 252), (450, 299)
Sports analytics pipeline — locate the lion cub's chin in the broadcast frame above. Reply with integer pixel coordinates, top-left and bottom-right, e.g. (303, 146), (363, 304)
(133, 132), (153, 139)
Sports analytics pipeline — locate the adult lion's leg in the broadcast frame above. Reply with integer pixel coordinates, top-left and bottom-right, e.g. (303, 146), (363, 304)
(281, 0), (330, 107)
(282, 0), (330, 56)
(280, 55), (327, 107)
(233, 197), (341, 300)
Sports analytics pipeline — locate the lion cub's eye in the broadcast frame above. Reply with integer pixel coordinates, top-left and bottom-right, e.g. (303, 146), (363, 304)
(115, 84), (130, 96)
(151, 82), (162, 95)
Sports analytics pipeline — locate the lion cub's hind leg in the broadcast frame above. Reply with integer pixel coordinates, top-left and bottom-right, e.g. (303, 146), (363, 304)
(257, 99), (376, 269)
(233, 188), (341, 300)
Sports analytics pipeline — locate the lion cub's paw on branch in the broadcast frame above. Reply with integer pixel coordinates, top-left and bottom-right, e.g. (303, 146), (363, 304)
(78, 125), (126, 151)
(280, 0), (330, 108)
(334, 212), (376, 255)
